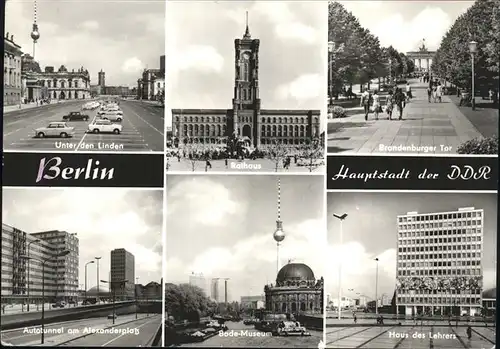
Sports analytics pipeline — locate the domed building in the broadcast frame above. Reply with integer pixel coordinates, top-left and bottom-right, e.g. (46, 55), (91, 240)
(264, 262), (323, 315)
(86, 285), (110, 298)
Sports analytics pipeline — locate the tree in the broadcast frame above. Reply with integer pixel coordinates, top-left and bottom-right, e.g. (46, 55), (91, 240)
(183, 142), (205, 172)
(164, 283), (217, 322)
(297, 141), (324, 172)
(432, 0), (499, 91)
(266, 139), (289, 172)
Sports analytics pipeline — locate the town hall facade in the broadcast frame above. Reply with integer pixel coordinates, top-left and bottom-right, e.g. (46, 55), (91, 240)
(171, 22), (321, 148)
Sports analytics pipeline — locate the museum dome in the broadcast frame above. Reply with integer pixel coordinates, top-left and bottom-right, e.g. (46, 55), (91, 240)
(86, 285), (110, 296)
(276, 263), (315, 283)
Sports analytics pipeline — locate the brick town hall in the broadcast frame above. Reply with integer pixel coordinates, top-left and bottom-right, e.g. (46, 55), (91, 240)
(171, 19), (321, 148)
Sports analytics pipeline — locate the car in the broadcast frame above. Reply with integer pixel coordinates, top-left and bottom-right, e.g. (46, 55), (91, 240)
(35, 122), (75, 138)
(52, 302), (64, 308)
(274, 321), (311, 336)
(107, 314), (117, 319)
(88, 119), (122, 134)
(100, 112), (123, 122)
(63, 111), (89, 121)
(97, 108), (123, 116)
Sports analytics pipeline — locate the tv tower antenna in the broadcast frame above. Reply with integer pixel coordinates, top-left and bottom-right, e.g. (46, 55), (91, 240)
(273, 178), (285, 274)
(30, 0), (41, 59)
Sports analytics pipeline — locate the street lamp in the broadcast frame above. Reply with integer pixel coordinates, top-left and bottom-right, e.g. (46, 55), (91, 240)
(26, 239), (40, 312)
(469, 41), (477, 110)
(100, 279), (128, 325)
(95, 257), (101, 303)
(135, 277), (139, 319)
(84, 261), (95, 304)
(375, 258), (379, 315)
(20, 250), (70, 344)
(328, 41), (335, 106)
(333, 213), (348, 320)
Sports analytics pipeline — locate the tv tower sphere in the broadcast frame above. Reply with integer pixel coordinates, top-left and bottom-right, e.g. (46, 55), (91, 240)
(273, 227), (285, 243)
(31, 23), (40, 42)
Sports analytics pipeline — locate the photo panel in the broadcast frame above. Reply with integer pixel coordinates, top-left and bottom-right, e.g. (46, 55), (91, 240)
(0, 188), (164, 347)
(327, 1), (498, 155)
(326, 192), (497, 349)
(3, 0), (165, 153)
(165, 175), (325, 347)
(165, 0), (327, 173)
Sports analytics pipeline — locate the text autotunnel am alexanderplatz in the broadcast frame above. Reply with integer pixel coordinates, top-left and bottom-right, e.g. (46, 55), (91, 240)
(327, 156), (498, 191)
(2, 152), (164, 187)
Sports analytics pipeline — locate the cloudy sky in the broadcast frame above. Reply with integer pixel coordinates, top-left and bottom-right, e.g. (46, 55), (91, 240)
(337, 1), (474, 53)
(327, 192), (497, 301)
(5, 0), (164, 87)
(165, 1), (327, 127)
(166, 175), (325, 301)
(2, 188), (163, 289)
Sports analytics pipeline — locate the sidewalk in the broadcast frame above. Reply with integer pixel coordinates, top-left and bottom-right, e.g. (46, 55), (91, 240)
(327, 80), (483, 154)
(3, 100), (63, 114)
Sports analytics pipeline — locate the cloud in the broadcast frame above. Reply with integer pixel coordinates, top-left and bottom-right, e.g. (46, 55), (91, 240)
(166, 218), (325, 299)
(167, 177), (244, 227)
(252, 2), (319, 44)
(171, 45), (225, 73)
(276, 74), (323, 102)
(81, 20), (99, 31)
(326, 241), (397, 300)
(122, 57), (144, 74)
(372, 7), (452, 52)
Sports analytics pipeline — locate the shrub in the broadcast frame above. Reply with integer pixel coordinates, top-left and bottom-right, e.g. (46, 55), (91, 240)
(457, 136), (498, 154)
(331, 106), (347, 119)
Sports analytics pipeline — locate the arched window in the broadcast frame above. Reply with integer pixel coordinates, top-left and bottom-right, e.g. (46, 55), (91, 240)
(242, 61), (249, 81)
(261, 125), (265, 136)
(60, 80), (65, 88)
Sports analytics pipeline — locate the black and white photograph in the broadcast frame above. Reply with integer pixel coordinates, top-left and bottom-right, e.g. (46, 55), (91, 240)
(326, 192), (496, 349)
(165, 175), (324, 347)
(327, 0), (499, 155)
(165, 1), (326, 173)
(3, 0), (165, 152)
(0, 188), (163, 347)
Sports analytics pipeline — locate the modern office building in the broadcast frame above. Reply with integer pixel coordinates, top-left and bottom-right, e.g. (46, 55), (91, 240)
(210, 278), (220, 302)
(395, 207), (484, 317)
(110, 248), (135, 300)
(1, 224), (79, 303)
(189, 272), (207, 295)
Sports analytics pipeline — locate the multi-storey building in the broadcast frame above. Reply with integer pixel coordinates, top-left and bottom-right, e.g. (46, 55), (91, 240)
(3, 33), (23, 106)
(110, 248), (135, 300)
(396, 207), (484, 317)
(1, 224), (79, 304)
(171, 22), (321, 148)
(38, 65), (91, 100)
(210, 278), (220, 302)
(189, 272), (207, 295)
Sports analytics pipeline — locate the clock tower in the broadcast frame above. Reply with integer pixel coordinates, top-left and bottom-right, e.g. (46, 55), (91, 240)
(232, 12), (261, 146)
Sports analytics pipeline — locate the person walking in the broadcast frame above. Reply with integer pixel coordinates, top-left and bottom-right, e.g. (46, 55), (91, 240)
(427, 84), (433, 103)
(386, 90), (394, 120)
(436, 82), (443, 103)
(360, 89), (371, 121)
(372, 91), (380, 120)
(466, 325), (472, 340)
(405, 82), (412, 102)
(394, 88), (404, 120)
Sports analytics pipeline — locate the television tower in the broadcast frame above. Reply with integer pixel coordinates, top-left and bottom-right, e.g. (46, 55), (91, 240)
(30, 0), (40, 59)
(273, 178), (285, 274)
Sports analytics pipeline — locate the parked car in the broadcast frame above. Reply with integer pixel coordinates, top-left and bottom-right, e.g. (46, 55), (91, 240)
(52, 302), (65, 308)
(63, 111), (89, 121)
(274, 321), (310, 336)
(34, 122), (75, 138)
(88, 119), (122, 134)
(107, 314), (117, 320)
(99, 111), (123, 122)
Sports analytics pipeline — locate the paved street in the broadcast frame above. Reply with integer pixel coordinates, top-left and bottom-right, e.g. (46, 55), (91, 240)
(327, 80), (484, 154)
(59, 314), (161, 347)
(326, 325), (495, 348)
(0, 313), (153, 346)
(3, 99), (164, 152)
(166, 157), (325, 173)
(179, 321), (322, 348)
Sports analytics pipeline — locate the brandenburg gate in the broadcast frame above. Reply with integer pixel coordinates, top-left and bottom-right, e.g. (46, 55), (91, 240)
(407, 39), (435, 73)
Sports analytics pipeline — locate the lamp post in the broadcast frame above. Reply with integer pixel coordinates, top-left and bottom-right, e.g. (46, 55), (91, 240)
(20, 250), (70, 344)
(469, 41), (477, 110)
(333, 213), (348, 320)
(375, 258), (379, 315)
(328, 41), (335, 106)
(100, 279), (128, 325)
(84, 261), (95, 304)
(95, 257), (101, 303)
(26, 239), (40, 312)
(135, 277), (139, 319)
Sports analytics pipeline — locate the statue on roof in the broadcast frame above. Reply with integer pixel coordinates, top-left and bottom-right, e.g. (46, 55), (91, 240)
(419, 38), (428, 52)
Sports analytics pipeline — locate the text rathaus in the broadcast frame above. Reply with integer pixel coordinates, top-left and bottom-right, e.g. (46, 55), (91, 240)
(171, 21), (321, 148)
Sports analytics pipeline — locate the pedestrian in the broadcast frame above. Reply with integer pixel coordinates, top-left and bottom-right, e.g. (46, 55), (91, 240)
(466, 325), (472, 340)
(394, 88), (404, 120)
(372, 90), (380, 120)
(360, 89), (371, 121)
(427, 85), (432, 103)
(225, 156), (228, 168)
(436, 82), (443, 103)
(354, 314), (357, 324)
(386, 90), (394, 120)
(405, 82), (412, 102)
